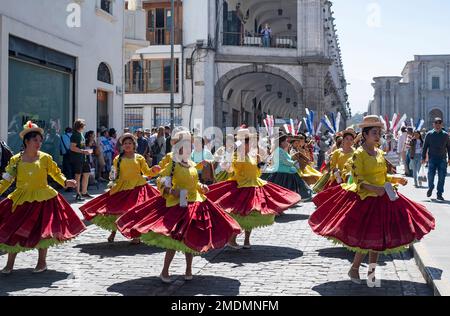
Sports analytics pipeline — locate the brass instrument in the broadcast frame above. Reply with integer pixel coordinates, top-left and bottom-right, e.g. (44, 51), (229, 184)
(291, 149), (311, 170)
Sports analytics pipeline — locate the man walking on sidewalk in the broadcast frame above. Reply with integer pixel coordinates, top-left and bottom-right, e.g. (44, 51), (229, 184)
(422, 117), (450, 200)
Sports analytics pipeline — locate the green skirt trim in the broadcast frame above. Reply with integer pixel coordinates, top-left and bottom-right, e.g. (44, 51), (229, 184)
(0, 238), (68, 254)
(141, 231), (201, 255)
(327, 237), (412, 255)
(215, 171), (232, 183)
(230, 211), (275, 231)
(90, 215), (119, 232)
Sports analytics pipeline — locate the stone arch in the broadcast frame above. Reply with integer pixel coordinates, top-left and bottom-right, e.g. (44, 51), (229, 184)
(214, 64), (303, 127)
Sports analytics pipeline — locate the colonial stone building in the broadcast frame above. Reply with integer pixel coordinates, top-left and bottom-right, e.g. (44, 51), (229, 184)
(124, 0), (350, 131)
(369, 55), (450, 128)
(0, 0), (147, 157)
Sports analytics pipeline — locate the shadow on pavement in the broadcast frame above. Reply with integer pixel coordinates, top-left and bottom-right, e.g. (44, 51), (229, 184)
(0, 270), (70, 296)
(426, 266), (443, 280)
(312, 279), (432, 296)
(107, 275), (241, 296)
(172, 275), (241, 296)
(316, 247), (397, 266)
(207, 245), (303, 265)
(74, 241), (164, 258)
(275, 213), (310, 223)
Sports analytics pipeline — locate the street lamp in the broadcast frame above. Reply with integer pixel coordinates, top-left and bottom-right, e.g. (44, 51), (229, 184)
(169, 0), (175, 130)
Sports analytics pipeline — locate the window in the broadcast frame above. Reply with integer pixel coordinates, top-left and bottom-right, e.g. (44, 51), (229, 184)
(125, 59), (179, 93)
(97, 62), (112, 84)
(101, 0), (113, 14)
(154, 107), (182, 127)
(432, 77), (441, 90)
(132, 60), (144, 92)
(124, 107), (144, 131)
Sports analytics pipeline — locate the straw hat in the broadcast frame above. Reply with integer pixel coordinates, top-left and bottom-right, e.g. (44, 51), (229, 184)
(358, 115), (384, 129)
(171, 130), (192, 145)
(340, 127), (357, 139)
(19, 121), (44, 139)
(118, 133), (137, 145)
(289, 132), (307, 142)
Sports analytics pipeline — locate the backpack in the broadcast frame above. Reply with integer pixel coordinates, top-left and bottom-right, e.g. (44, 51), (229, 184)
(0, 140), (13, 174)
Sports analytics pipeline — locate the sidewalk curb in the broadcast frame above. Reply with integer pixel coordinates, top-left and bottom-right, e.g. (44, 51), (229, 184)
(411, 243), (450, 296)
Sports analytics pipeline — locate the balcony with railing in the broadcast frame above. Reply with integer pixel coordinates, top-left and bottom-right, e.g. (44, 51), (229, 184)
(222, 32), (297, 49)
(147, 27), (182, 46)
(220, 0), (298, 58)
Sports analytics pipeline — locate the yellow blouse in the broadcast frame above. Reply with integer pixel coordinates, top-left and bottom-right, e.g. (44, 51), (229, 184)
(0, 152), (67, 210)
(329, 148), (354, 182)
(229, 154), (266, 188)
(157, 155), (206, 207)
(342, 147), (396, 200)
(110, 154), (159, 195)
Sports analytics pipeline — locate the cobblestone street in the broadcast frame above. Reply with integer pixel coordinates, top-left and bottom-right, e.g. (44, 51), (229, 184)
(0, 191), (432, 296)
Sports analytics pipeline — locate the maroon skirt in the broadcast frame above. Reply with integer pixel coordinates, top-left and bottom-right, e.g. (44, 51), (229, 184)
(116, 196), (241, 253)
(309, 186), (435, 253)
(206, 180), (301, 216)
(0, 194), (86, 250)
(80, 184), (159, 220)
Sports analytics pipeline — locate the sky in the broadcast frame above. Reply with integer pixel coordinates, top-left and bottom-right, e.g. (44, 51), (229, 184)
(332, 0), (450, 114)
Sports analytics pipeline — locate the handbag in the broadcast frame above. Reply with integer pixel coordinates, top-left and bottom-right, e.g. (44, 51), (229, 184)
(418, 165), (427, 183)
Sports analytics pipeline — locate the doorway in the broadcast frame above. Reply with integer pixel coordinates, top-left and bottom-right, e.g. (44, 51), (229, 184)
(97, 90), (109, 130)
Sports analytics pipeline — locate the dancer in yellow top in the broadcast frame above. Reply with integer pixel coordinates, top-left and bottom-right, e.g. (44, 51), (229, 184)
(80, 133), (161, 243)
(0, 121), (85, 274)
(117, 130), (241, 283)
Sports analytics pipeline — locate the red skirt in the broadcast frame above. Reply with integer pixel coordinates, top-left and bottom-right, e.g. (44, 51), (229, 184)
(309, 186), (435, 253)
(116, 196), (241, 253)
(80, 184), (159, 220)
(312, 183), (342, 208)
(0, 194), (86, 250)
(206, 180), (301, 217)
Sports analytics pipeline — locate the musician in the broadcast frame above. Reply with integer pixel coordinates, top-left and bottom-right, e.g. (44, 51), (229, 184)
(290, 133), (322, 185)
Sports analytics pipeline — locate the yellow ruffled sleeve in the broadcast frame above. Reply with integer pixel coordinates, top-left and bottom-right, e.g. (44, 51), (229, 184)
(330, 150), (340, 170)
(158, 153), (173, 169)
(157, 156), (174, 197)
(45, 154), (67, 187)
(137, 155), (159, 178)
(0, 155), (18, 195)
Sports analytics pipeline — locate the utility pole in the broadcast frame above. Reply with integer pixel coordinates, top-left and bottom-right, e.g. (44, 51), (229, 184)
(169, 0), (175, 129)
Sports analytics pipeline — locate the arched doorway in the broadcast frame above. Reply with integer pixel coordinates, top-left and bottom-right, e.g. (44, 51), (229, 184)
(214, 64), (303, 128)
(428, 108), (444, 129)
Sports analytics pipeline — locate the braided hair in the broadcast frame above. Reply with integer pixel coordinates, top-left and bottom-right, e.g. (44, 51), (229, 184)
(115, 152), (125, 182)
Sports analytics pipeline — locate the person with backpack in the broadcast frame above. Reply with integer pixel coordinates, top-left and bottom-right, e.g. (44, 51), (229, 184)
(60, 127), (73, 181)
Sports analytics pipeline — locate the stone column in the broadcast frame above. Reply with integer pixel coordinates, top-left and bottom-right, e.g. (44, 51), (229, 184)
(302, 62), (328, 121)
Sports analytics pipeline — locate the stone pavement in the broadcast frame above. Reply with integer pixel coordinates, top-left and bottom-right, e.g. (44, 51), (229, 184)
(0, 182), (432, 296)
(399, 169), (450, 295)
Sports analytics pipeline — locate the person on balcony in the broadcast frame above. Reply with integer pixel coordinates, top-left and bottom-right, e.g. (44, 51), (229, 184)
(261, 24), (272, 47)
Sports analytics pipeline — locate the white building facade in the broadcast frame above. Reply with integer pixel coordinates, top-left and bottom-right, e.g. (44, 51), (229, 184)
(0, 0), (147, 158)
(369, 55), (450, 129)
(124, 0), (349, 132)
